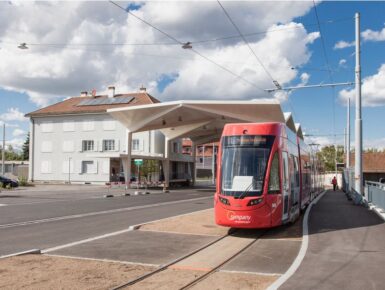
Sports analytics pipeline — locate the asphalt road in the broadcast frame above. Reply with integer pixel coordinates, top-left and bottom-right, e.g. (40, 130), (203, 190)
(281, 190), (385, 290)
(0, 187), (214, 256)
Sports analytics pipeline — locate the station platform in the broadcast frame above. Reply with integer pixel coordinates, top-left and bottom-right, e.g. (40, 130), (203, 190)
(281, 190), (385, 290)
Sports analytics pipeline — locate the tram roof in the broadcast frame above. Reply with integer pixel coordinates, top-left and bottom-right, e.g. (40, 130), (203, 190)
(108, 100), (290, 144)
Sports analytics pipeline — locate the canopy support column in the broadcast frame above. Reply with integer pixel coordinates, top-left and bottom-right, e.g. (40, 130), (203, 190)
(192, 141), (196, 186)
(163, 137), (170, 192)
(123, 131), (132, 190)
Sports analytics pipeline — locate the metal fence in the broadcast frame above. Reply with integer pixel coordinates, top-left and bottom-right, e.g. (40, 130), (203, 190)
(365, 181), (385, 212)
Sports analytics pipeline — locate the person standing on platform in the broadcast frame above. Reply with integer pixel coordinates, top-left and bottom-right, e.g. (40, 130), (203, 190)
(332, 176), (338, 191)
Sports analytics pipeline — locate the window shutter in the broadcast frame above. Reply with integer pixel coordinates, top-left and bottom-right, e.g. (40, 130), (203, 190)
(94, 140), (98, 152)
(115, 139), (120, 152)
(99, 140), (104, 152)
(94, 159), (98, 174)
(79, 141), (83, 152)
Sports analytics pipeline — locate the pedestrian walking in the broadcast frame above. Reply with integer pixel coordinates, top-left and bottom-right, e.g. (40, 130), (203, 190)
(332, 176), (338, 191)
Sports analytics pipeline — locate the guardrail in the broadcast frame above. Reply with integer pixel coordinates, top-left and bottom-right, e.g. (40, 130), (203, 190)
(365, 181), (385, 212)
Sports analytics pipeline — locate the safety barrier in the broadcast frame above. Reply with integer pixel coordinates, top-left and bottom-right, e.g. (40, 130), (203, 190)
(366, 181), (385, 212)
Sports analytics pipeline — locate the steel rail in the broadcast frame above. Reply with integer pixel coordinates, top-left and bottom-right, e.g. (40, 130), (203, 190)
(110, 229), (237, 290)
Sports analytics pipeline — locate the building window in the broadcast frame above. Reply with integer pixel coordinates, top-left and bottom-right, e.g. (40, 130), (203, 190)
(41, 122), (53, 133)
(41, 160), (52, 174)
(82, 120), (94, 131)
(82, 140), (94, 151)
(132, 139), (140, 151)
(173, 142), (178, 153)
(199, 157), (203, 163)
(103, 139), (115, 151)
(81, 160), (97, 174)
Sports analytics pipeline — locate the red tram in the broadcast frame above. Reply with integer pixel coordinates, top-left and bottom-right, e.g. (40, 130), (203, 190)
(214, 122), (322, 228)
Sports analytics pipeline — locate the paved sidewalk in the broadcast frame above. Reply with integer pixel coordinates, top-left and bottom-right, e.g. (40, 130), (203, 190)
(281, 190), (385, 290)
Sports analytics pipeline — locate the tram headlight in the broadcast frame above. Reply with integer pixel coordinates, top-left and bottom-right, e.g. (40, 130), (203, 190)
(247, 198), (263, 206)
(219, 196), (230, 205)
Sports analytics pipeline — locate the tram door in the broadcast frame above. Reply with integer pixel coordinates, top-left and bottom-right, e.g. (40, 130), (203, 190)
(282, 152), (290, 221)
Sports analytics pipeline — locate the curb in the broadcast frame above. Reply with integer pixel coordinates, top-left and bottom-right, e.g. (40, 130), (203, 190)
(369, 204), (385, 221)
(267, 190), (327, 290)
(0, 249), (41, 259)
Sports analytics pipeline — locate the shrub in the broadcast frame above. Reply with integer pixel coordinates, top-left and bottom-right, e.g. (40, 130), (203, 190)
(19, 177), (28, 186)
(0, 182), (3, 189)
(5, 183), (11, 190)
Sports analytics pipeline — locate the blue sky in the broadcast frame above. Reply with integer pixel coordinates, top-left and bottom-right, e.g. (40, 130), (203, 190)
(1, 1), (385, 150)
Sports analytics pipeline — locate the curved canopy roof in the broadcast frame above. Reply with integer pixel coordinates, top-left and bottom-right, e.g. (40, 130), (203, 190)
(108, 100), (285, 144)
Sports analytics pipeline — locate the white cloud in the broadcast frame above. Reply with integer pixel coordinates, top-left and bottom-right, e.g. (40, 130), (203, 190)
(304, 135), (344, 148)
(339, 63), (385, 107)
(6, 138), (24, 151)
(12, 128), (26, 137)
(362, 25), (385, 42)
(334, 40), (354, 50)
(364, 137), (385, 150)
(300, 72), (310, 85)
(0, 107), (27, 122)
(339, 59), (347, 66)
(0, 1), (317, 107)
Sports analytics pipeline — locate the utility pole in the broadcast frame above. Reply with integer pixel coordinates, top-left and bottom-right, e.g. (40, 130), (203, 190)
(347, 97), (351, 169)
(355, 12), (363, 195)
(1, 123), (5, 176)
(68, 157), (71, 184)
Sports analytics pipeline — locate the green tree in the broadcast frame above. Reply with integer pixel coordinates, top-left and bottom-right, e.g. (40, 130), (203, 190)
(316, 145), (344, 172)
(22, 133), (30, 160)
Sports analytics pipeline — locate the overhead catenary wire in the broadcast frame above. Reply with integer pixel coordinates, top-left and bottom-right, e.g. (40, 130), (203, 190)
(216, 0), (275, 83)
(216, 0), (303, 124)
(0, 16), (353, 48)
(108, 0), (267, 93)
(312, 0), (337, 169)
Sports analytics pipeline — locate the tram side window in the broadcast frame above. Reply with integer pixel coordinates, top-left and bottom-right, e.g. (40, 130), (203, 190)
(294, 156), (300, 187)
(268, 153), (280, 194)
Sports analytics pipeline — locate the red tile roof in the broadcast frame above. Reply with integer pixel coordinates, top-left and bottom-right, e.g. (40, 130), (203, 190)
(25, 93), (160, 117)
(348, 152), (385, 173)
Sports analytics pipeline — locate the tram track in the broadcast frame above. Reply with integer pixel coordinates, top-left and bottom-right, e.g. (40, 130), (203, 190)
(111, 228), (267, 290)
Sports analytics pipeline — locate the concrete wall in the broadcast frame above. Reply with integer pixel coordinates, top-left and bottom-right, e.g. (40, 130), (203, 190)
(322, 172), (343, 189)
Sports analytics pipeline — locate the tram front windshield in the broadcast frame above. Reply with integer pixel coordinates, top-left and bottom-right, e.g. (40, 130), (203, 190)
(221, 135), (275, 198)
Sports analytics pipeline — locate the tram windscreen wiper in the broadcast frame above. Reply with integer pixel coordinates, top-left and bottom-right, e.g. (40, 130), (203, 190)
(236, 178), (256, 199)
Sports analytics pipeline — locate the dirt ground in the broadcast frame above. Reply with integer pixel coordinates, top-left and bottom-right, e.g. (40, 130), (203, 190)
(191, 271), (279, 290)
(0, 254), (155, 290)
(139, 209), (230, 236)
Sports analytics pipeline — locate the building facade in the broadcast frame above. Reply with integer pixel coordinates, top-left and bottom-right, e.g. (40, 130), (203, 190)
(26, 88), (193, 185)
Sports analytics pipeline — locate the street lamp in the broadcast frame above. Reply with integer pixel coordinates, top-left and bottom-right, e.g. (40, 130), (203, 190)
(18, 43), (28, 49)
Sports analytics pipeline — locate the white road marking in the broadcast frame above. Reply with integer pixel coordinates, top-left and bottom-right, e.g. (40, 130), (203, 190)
(0, 196), (212, 229)
(0, 204), (7, 206)
(42, 208), (213, 253)
(0, 249), (41, 259)
(42, 227), (136, 253)
(267, 190), (327, 290)
(220, 269), (282, 276)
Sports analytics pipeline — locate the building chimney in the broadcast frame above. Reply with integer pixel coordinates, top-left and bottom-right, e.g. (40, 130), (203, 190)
(81, 91), (88, 97)
(139, 85), (146, 93)
(108, 86), (115, 98)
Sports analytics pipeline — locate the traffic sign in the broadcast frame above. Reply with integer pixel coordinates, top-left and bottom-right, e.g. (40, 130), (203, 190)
(134, 159), (143, 166)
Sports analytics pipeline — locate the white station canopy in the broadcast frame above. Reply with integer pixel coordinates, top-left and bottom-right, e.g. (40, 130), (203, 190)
(108, 100), (286, 144)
